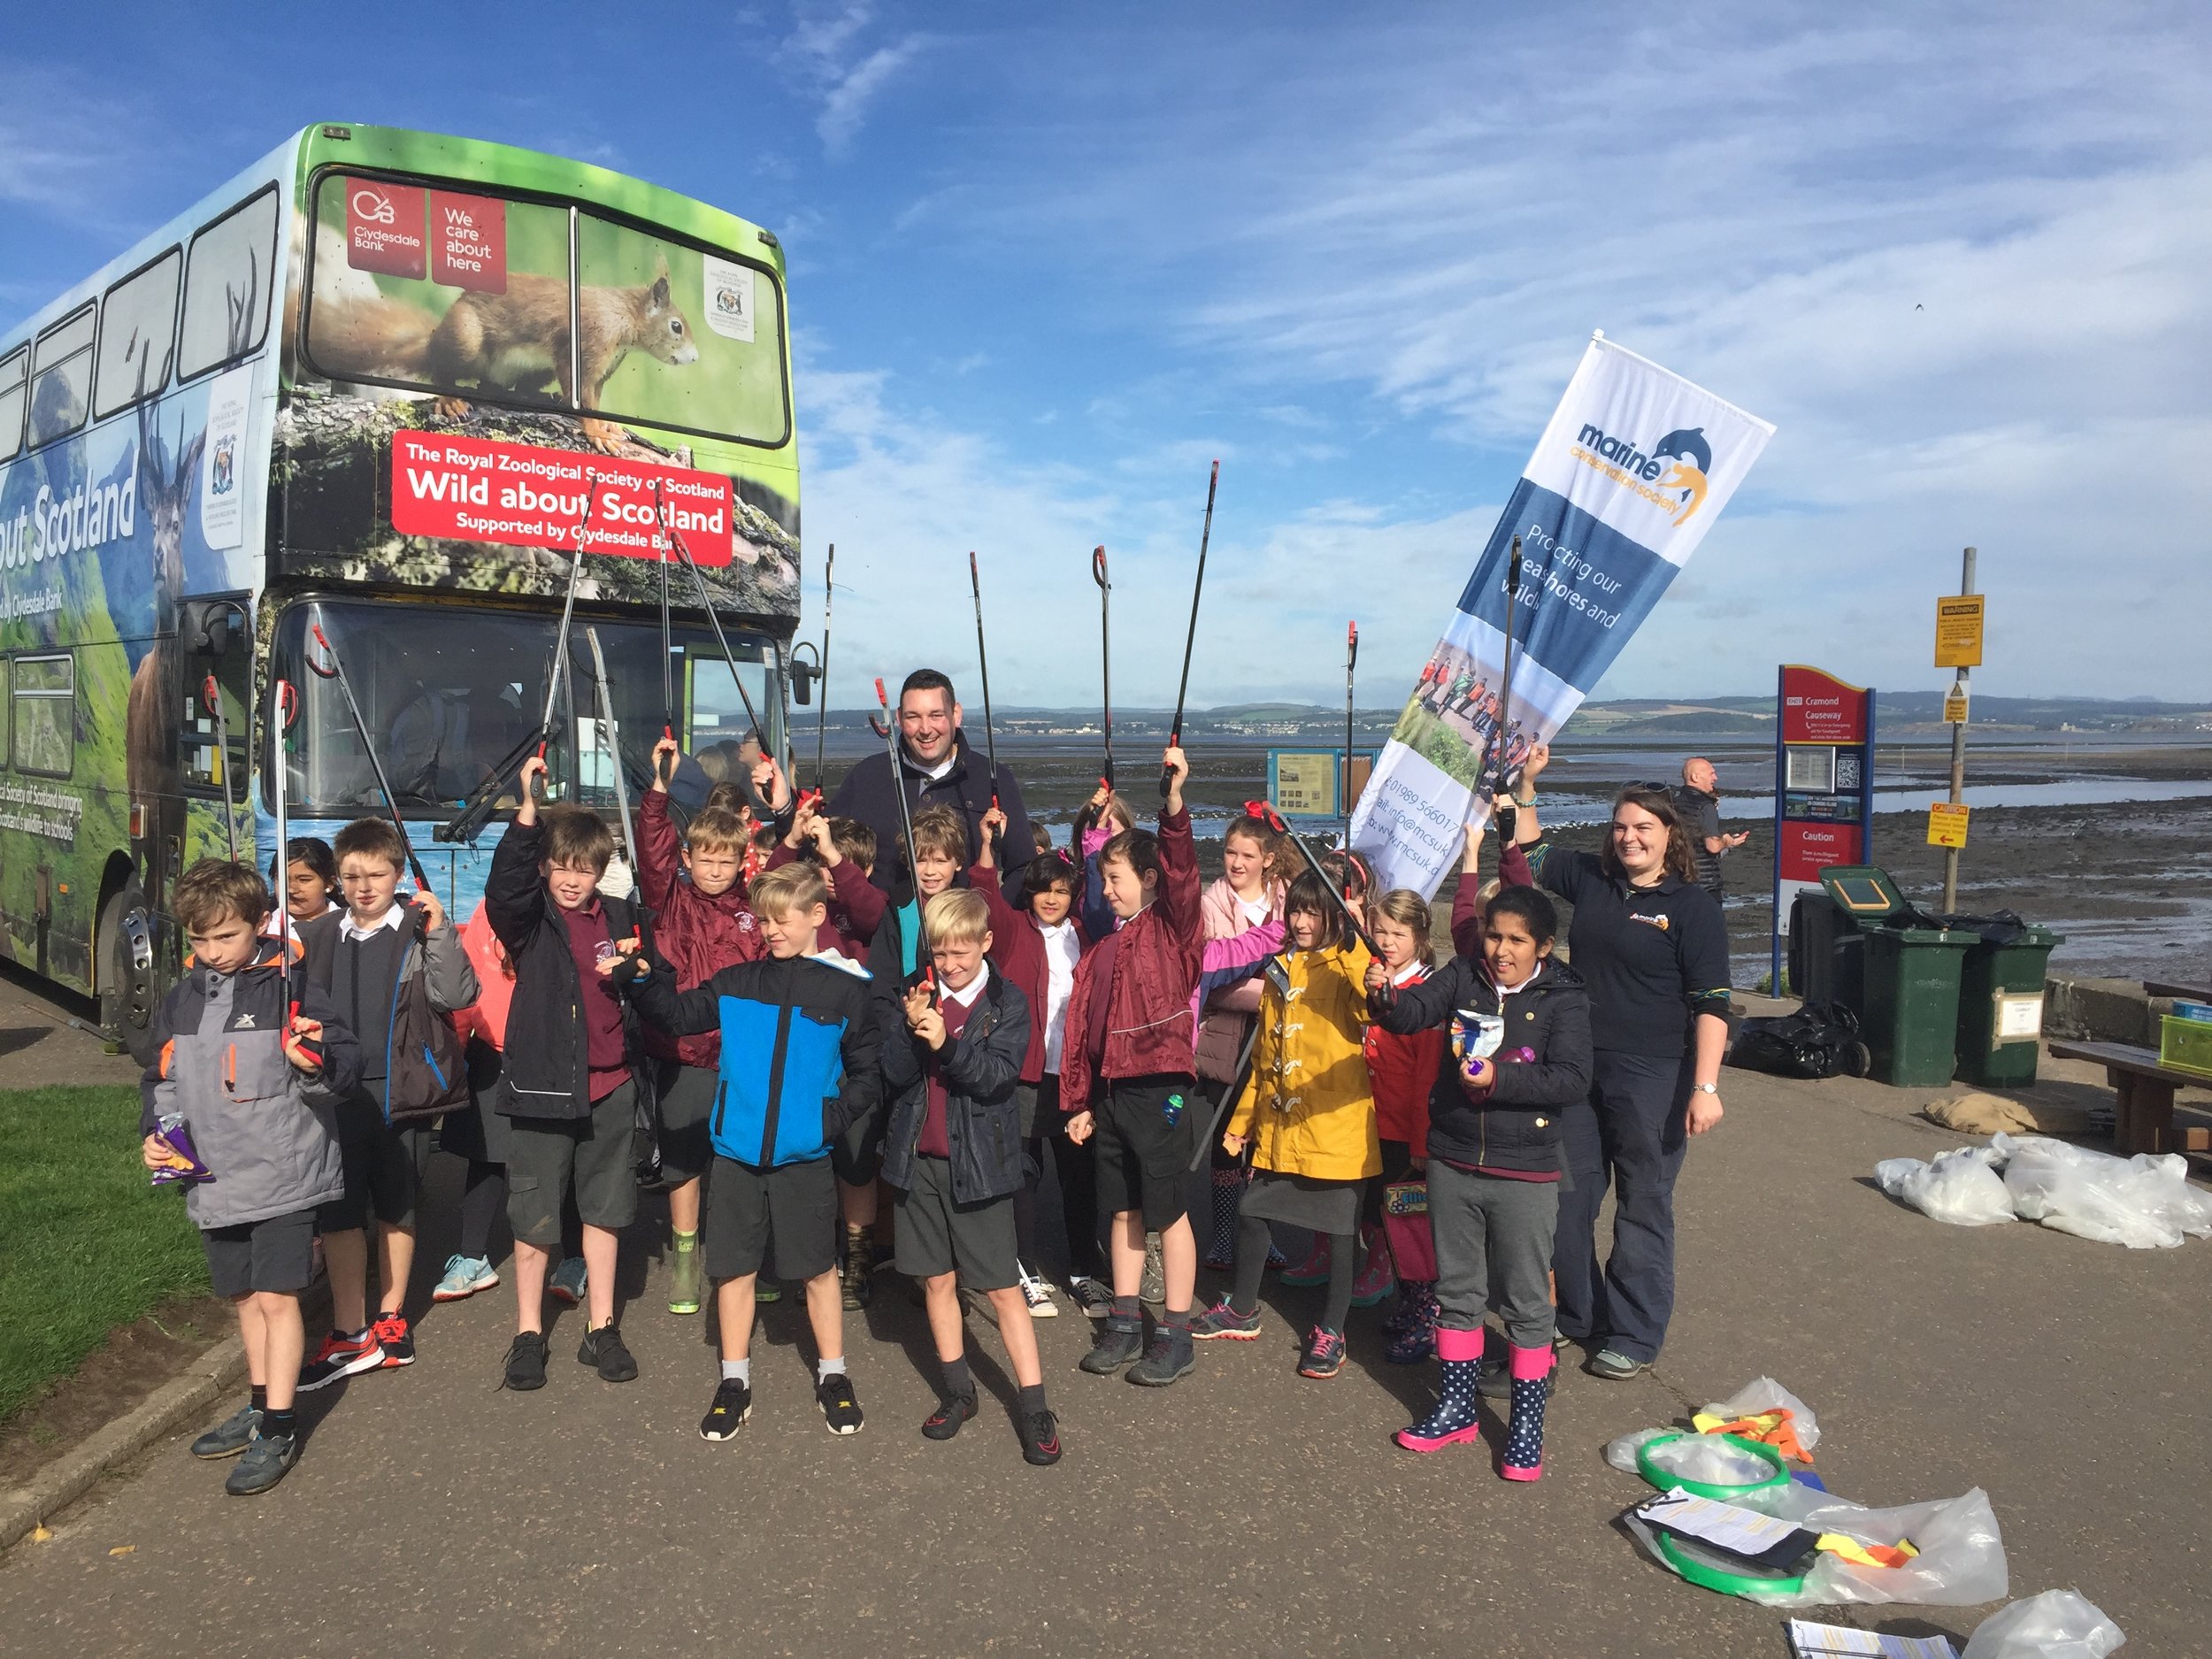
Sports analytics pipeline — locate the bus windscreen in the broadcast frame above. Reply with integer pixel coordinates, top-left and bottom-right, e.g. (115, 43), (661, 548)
(273, 600), (779, 818)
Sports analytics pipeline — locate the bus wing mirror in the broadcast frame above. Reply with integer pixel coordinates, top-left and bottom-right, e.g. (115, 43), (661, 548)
(790, 662), (814, 706)
(180, 599), (235, 658)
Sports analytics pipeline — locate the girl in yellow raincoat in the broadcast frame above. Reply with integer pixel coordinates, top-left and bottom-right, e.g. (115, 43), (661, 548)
(1188, 870), (1379, 1378)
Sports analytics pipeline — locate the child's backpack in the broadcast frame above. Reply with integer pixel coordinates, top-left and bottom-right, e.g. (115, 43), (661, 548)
(457, 901), (518, 1051)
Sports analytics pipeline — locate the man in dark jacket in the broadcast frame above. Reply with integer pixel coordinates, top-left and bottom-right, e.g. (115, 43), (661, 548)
(827, 668), (1035, 898)
(484, 757), (654, 1393)
(1673, 757), (1745, 902)
(880, 888), (1060, 1464)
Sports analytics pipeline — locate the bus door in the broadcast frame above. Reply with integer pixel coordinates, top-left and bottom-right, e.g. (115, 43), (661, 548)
(179, 595), (254, 869)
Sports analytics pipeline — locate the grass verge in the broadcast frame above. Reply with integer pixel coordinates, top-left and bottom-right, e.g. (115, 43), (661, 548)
(0, 1086), (211, 1426)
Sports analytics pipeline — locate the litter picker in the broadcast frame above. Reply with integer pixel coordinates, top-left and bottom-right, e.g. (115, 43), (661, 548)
(1246, 797), (1393, 1014)
(1161, 459), (1219, 798)
(1487, 534), (1524, 801)
(305, 611), (431, 889)
(1090, 545), (1116, 789)
(873, 676), (934, 1001)
(584, 626), (636, 867)
(201, 674), (238, 863)
(654, 480), (677, 774)
(1343, 619), (1358, 836)
(814, 542), (834, 795)
(270, 679), (319, 1062)
(967, 549), (1002, 854)
(663, 513), (776, 822)
(434, 472), (603, 841)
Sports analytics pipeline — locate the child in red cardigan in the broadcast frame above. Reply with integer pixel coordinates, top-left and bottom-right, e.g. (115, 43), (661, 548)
(1363, 887), (1446, 1363)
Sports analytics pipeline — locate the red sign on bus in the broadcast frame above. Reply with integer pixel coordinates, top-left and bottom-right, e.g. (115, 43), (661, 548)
(345, 179), (426, 279)
(428, 191), (507, 293)
(389, 431), (733, 565)
(1781, 664), (1869, 744)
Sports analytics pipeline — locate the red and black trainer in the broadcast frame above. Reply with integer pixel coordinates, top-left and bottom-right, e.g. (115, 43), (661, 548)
(296, 1326), (384, 1392)
(372, 1311), (416, 1369)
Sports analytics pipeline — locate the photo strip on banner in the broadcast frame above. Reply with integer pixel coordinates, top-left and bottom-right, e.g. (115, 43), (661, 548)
(1349, 333), (1776, 898)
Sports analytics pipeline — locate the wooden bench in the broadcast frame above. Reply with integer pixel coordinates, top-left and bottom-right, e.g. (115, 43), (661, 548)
(2048, 1040), (2212, 1156)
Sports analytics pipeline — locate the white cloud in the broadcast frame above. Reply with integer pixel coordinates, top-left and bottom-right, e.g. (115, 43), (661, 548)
(822, 4), (2212, 700)
(779, 2), (933, 155)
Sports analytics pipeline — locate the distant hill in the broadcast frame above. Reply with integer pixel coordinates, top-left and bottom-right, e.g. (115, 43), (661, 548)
(804, 693), (2212, 741)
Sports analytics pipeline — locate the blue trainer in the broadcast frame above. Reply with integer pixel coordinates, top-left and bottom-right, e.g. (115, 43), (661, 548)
(433, 1254), (501, 1303)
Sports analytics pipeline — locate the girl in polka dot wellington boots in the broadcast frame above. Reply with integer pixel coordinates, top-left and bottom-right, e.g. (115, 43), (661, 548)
(1366, 884), (1591, 1478)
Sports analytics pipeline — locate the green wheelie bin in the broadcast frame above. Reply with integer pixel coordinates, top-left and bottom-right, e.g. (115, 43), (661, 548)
(1817, 867), (1976, 1088)
(1953, 922), (2064, 1087)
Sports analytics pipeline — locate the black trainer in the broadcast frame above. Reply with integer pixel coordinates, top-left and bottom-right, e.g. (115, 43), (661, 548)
(1079, 1315), (1145, 1375)
(1018, 1408), (1063, 1466)
(817, 1371), (865, 1435)
(223, 1430), (299, 1496)
(921, 1390), (977, 1440)
(1127, 1324), (1195, 1387)
(699, 1378), (753, 1440)
(189, 1404), (259, 1459)
(578, 1324), (639, 1383)
(503, 1331), (549, 1391)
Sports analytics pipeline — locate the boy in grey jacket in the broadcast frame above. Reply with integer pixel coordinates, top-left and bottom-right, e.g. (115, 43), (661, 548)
(296, 818), (477, 1386)
(142, 861), (363, 1496)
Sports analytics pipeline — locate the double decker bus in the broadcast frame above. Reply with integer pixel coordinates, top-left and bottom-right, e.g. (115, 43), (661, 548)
(0, 124), (804, 1060)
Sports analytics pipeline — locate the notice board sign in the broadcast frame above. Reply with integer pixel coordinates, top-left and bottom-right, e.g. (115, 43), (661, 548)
(1773, 664), (1877, 989)
(1269, 750), (1341, 819)
(1934, 595), (1985, 669)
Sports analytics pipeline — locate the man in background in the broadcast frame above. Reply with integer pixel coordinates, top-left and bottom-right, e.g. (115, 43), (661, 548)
(1675, 757), (1747, 902)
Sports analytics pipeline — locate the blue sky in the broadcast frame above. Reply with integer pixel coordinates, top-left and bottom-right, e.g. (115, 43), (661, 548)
(4, 3), (2208, 708)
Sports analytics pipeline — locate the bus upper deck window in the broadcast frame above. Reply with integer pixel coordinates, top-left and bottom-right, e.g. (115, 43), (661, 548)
(94, 249), (182, 420)
(180, 187), (279, 380)
(575, 216), (787, 449)
(0, 348), (26, 463)
(27, 305), (94, 448)
(303, 174), (569, 403)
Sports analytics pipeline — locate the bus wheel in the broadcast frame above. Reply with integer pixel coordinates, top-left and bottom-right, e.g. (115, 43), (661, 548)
(100, 885), (159, 1065)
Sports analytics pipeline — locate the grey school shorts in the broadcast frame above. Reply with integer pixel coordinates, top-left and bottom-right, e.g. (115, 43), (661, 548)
(893, 1153), (1020, 1291)
(504, 1081), (641, 1248)
(202, 1208), (317, 1299)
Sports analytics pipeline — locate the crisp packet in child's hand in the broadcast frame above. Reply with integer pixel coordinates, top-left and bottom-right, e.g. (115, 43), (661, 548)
(150, 1116), (214, 1187)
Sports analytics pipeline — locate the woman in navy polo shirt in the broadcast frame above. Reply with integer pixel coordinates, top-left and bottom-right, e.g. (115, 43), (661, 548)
(1508, 747), (1730, 1380)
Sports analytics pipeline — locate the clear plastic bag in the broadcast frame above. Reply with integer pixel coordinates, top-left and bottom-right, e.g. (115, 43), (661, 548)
(1626, 1486), (2008, 1608)
(1640, 1433), (1780, 1488)
(1962, 1590), (2124, 1658)
(1604, 1425), (1670, 1474)
(1877, 1146), (2016, 1228)
(1699, 1376), (1824, 1451)
(1995, 1133), (2212, 1250)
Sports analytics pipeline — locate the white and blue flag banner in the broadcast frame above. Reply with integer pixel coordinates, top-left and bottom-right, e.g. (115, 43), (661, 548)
(1348, 334), (1775, 897)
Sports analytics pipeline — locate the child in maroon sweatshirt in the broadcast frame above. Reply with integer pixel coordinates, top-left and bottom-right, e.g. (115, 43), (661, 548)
(769, 803), (886, 961)
(642, 737), (766, 1316)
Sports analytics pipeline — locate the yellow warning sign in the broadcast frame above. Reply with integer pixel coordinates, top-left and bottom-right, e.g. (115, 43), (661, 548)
(1935, 595), (1985, 668)
(1927, 802), (1970, 849)
(1943, 685), (1970, 724)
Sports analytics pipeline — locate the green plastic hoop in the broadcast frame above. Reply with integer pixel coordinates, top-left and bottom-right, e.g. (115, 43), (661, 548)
(1654, 1526), (1811, 1599)
(1634, 1432), (1792, 1501)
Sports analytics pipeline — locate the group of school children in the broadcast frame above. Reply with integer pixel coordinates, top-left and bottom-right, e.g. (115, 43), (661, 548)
(139, 718), (1594, 1497)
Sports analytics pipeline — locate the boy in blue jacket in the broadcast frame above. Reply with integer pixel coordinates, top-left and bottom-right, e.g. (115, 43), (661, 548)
(634, 863), (880, 1440)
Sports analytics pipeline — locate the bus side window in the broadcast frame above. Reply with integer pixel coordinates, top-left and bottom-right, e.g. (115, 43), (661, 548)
(0, 348), (26, 463)
(27, 305), (94, 449)
(180, 187), (278, 380)
(93, 249), (182, 420)
(180, 600), (250, 797)
(12, 655), (75, 778)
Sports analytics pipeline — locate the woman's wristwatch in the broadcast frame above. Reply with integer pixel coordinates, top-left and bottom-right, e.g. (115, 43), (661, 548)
(1691, 1082), (1718, 1095)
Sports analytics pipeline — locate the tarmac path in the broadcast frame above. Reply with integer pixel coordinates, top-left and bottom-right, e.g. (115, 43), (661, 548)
(3, 1057), (2208, 1656)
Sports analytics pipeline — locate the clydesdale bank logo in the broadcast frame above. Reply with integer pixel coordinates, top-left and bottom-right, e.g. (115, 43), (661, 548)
(1570, 424), (1712, 527)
